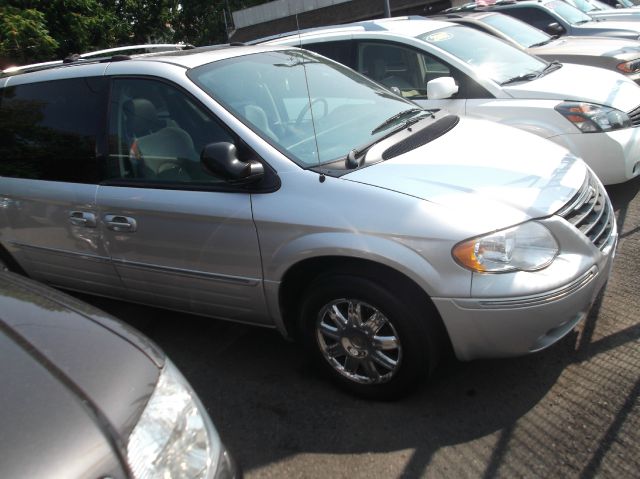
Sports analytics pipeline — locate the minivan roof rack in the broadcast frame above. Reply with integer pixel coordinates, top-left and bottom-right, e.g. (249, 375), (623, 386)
(1, 43), (194, 78)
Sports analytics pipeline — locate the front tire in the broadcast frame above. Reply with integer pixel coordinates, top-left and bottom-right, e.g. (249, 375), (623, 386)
(298, 273), (442, 400)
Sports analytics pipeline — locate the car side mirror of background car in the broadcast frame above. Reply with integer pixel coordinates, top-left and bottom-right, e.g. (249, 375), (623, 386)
(201, 142), (264, 184)
(545, 22), (565, 35)
(426, 77), (458, 100)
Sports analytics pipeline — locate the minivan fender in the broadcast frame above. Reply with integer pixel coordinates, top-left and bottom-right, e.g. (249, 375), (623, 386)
(260, 231), (470, 337)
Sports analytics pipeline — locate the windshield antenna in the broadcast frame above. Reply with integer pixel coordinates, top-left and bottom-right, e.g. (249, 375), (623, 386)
(296, 13), (322, 168)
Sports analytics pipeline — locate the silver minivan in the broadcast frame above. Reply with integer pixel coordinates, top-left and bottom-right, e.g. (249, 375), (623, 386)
(0, 45), (616, 398)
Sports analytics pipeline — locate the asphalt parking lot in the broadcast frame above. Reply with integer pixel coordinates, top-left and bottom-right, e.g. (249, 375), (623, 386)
(79, 176), (640, 479)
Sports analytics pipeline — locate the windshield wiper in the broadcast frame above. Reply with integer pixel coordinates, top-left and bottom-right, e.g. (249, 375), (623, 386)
(346, 109), (438, 169)
(501, 72), (539, 86)
(529, 38), (554, 47)
(370, 108), (427, 135)
(540, 60), (562, 76)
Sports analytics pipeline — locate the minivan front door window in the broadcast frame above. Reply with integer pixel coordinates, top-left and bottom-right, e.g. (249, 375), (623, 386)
(107, 78), (233, 185)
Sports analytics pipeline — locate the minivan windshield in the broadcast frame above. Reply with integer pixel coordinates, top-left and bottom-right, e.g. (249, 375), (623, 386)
(563, 0), (609, 13)
(482, 13), (553, 48)
(546, 0), (593, 24)
(418, 26), (548, 85)
(188, 50), (420, 168)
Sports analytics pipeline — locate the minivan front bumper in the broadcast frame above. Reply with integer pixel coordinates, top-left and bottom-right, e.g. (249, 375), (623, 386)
(432, 236), (616, 362)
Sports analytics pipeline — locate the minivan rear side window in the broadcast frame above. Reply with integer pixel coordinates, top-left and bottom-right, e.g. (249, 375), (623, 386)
(0, 77), (106, 183)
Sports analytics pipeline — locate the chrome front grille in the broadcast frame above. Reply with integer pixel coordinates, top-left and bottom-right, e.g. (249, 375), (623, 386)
(628, 105), (640, 127)
(556, 172), (615, 250)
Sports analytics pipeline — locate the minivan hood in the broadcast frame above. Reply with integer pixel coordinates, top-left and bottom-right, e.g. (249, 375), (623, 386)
(589, 9), (640, 21)
(344, 116), (586, 231)
(577, 19), (640, 36)
(534, 35), (640, 59)
(504, 62), (640, 111)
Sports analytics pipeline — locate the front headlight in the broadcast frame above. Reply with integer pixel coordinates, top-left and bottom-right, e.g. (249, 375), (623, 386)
(452, 221), (559, 273)
(617, 58), (640, 74)
(127, 360), (237, 479)
(555, 102), (631, 133)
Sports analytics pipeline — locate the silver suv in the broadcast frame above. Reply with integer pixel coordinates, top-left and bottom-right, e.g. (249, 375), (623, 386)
(0, 45), (617, 398)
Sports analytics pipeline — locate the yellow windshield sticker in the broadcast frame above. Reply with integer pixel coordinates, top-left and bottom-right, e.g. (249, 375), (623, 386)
(426, 32), (453, 42)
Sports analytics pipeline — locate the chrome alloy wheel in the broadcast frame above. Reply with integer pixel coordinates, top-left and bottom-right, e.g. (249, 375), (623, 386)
(315, 299), (402, 384)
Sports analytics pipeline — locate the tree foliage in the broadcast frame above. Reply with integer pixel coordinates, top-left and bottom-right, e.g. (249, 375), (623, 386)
(0, 0), (269, 67)
(0, 6), (58, 64)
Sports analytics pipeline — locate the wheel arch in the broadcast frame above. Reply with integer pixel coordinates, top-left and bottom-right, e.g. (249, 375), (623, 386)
(276, 255), (451, 353)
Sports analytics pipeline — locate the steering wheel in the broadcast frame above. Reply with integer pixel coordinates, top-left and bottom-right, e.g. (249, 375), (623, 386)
(295, 98), (329, 125)
(156, 159), (190, 180)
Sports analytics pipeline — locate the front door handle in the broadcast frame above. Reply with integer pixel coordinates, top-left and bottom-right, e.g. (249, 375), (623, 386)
(69, 211), (97, 228)
(104, 215), (137, 233)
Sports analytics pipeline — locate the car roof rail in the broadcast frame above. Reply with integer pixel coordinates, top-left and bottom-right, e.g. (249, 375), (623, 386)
(445, 0), (518, 10)
(1, 55), (130, 77)
(77, 43), (195, 59)
(1, 43), (195, 78)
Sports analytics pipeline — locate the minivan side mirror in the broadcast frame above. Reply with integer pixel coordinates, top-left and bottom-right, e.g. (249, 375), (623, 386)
(201, 142), (264, 184)
(426, 77), (458, 100)
(545, 22), (565, 35)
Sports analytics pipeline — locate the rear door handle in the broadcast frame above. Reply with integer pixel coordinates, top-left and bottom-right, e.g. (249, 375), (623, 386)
(104, 215), (137, 233)
(69, 211), (97, 228)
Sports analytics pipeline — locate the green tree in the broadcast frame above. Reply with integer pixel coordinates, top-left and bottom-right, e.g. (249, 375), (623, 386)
(173, 0), (228, 46)
(0, 6), (58, 66)
(39, 0), (126, 56)
(174, 0), (268, 46)
(105, 0), (179, 44)
(0, 0), (272, 67)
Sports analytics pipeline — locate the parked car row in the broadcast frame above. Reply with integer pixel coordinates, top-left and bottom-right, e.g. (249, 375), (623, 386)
(3, 6), (638, 475)
(432, 11), (640, 84)
(448, 0), (640, 38)
(260, 16), (640, 185)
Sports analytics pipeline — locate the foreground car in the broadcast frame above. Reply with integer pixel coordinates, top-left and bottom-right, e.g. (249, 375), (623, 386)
(432, 11), (640, 83)
(0, 45), (616, 398)
(260, 16), (640, 185)
(0, 270), (238, 478)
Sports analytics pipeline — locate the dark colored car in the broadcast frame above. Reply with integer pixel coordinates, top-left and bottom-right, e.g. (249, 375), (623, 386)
(447, 0), (640, 39)
(430, 11), (640, 82)
(0, 267), (239, 479)
(599, 0), (640, 7)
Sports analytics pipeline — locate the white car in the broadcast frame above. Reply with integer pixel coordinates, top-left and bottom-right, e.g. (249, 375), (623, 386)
(260, 17), (640, 185)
